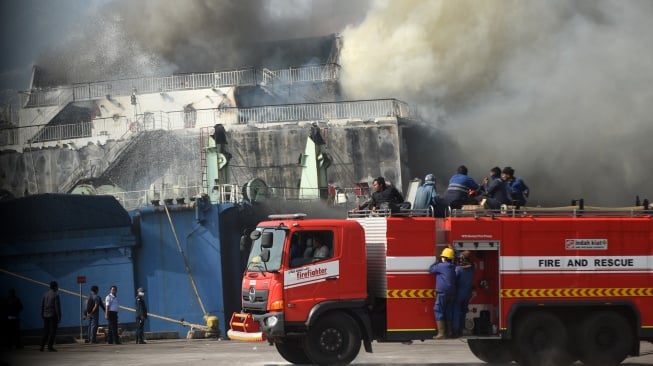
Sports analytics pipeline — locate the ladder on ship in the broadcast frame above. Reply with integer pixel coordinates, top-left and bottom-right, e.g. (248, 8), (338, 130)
(199, 127), (211, 196)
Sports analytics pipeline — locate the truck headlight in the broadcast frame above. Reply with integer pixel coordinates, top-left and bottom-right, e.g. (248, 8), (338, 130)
(266, 315), (278, 327)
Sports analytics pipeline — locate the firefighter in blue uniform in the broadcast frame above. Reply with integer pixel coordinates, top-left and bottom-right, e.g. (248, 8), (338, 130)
(135, 287), (148, 344)
(429, 247), (456, 339)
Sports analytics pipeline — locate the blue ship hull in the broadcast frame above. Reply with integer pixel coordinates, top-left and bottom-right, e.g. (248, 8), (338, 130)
(0, 194), (258, 337)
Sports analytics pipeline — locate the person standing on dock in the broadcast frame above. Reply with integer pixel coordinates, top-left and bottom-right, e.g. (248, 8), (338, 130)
(135, 287), (148, 344)
(105, 286), (121, 344)
(40, 281), (61, 352)
(84, 285), (103, 344)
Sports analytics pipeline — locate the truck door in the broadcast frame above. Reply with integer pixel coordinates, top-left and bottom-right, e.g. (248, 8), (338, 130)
(465, 244), (501, 336)
(283, 230), (340, 322)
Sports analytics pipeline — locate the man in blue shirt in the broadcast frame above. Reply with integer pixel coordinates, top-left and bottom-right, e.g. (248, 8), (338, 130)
(429, 247), (456, 339)
(477, 167), (510, 209)
(413, 174), (438, 211)
(502, 167), (530, 207)
(443, 165), (479, 209)
(453, 251), (475, 338)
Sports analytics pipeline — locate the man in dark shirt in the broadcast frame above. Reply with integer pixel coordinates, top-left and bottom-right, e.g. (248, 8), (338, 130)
(40, 281), (61, 352)
(502, 166), (530, 207)
(135, 287), (148, 344)
(355, 176), (404, 213)
(85, 285), (103, 344)
(476, 167), (510, 209)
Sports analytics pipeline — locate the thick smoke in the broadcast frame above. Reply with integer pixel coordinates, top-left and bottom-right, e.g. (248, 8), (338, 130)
(35, 0), (370, 85)
(35, 15), (172, 86)
(340, 0), (653, 206)
(31, 0), (653, 206)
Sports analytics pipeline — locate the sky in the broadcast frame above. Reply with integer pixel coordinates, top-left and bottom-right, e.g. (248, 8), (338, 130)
(1, 0), (652, 206)
(0, 0), (106, 90)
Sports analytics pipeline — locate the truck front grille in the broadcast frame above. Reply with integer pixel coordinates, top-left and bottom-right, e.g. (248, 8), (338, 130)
(242, 288), (269, 313)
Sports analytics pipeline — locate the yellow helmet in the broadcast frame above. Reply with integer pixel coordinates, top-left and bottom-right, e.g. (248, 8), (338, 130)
(441, 247), (455, 259)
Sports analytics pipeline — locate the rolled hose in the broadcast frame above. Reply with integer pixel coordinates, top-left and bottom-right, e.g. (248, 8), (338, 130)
(227, 329), (265, 342)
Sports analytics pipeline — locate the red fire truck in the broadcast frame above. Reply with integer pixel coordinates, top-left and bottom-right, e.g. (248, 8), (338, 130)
(227, 208), (653, 366)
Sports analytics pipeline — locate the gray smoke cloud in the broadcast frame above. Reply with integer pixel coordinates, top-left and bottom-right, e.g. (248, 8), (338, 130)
(35, 0), (370, 85)
(339, 0), (653, 206)
(31, 0), (653, 207)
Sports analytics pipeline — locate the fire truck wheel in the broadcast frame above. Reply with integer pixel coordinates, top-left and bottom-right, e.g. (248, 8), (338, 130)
(303, 312), (362, 366)
(275, 337), (312, 364)
(467, 339), (513, 363)
(512, 311), (574, 366)
(578, 311), (633, 366)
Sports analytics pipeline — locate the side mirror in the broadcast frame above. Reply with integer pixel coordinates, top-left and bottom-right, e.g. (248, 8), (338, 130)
(249, 230), (261, 240)
(261, 232), (273, 248)
(260, 249), (270, 262)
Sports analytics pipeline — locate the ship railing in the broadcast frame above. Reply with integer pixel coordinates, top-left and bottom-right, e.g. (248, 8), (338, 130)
(1, 99), (412, 150)
(20, 88), (74, 108)
(110, 184), (248, 210)
(27, 122), (93, 143)
(137, 108), (223, 130)
(0, 117), (133, 149)
(261, 64), (340, 85)
(131, 99), (412, 130)
(71, 69), (256, 101)
(20, 64), (341, 107)
(234, 99), (413, 124)
(111, 186), (202, 211)
(110, 185), (373, 211)
(0, 122), (92, 147)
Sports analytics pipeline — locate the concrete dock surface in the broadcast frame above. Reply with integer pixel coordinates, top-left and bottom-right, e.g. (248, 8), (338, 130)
(2, 339), (653, 366)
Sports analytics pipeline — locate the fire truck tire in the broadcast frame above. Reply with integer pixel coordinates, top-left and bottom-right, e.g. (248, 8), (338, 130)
(275, 337), (312, 364)
(512, 311), (574, 366)
(578, 311), (633, 366)
(303, 312), (362, 366)
(467, 339), (513, 363)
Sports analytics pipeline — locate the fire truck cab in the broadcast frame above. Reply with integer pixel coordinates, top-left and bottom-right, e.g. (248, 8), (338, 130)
(228, 208), (653, 366)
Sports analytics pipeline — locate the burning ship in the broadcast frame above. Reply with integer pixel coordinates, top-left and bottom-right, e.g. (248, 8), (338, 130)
(0, 34), (436, 338)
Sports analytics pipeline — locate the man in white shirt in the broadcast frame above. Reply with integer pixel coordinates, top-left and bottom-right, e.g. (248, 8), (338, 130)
(105, 285), (121, 344)
(312, 238), (329, 260)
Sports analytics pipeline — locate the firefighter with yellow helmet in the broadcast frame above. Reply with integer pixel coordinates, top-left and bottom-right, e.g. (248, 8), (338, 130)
(429, 247), (457, 339)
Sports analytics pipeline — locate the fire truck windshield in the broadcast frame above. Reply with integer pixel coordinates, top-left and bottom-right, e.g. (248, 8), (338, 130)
(246, 227), (286, 272)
